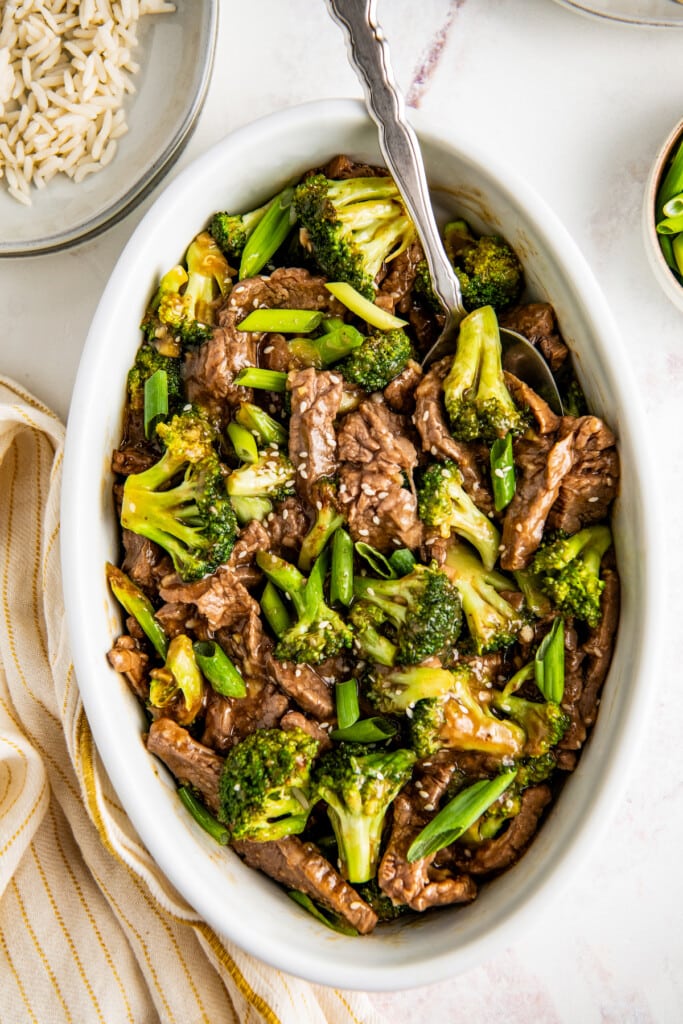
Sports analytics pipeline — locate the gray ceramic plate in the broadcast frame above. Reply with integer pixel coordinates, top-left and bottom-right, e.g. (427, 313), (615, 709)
(553, 0), (683, 23)
(0, 1), (218, 257)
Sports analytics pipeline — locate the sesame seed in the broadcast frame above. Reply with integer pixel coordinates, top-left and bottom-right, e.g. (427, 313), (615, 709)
(358, 528), (369, 536)
(424, 803), (435, 812)
(372, 515), (381, 525)
(299, 401), (309, 413)
(406, 707), (414, 718)
(299, 468), (308, 478)
(430, 445), (438, 456)
(515, 522), (522, 533)
(282, 509), (289, 520)
(423, 411), (429, 421)
(263, 345), (274, 354)
(299, 450), (308, 458)
(378, 491), (388, 499)
(519, 625), (534, 643)
(588, 496), (599, 503)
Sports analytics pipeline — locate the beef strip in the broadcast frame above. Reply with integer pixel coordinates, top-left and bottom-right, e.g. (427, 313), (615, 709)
(547, 416), (619, 533)
(265, 654), (335, 720)
(121, 529), (172, 596)
(383, 359), (423, 414)
(147, 717), (224, 814)
(233, 837), (378, 934)
(288, 367), (344, 506)
(280, 711), (333, 752)
(499, 303), (569, 373)
(265, 496), (310, 559)
(504, 372), (561, 436)
(201, 680), (289, 753)
(111, 444), (157, 477)
(337, 397), (423, 551)
(107, 635), (149, 700)
(412, 357), (493, 514)
(376, 242), (424, 313)
(500, 414), (618, 570)
(321, 153), (385, 180)
(448, 784), (552, 875)
(184, 325), (256, 426)
(378, 753), (477, 911)
(219, 267), (345, 328)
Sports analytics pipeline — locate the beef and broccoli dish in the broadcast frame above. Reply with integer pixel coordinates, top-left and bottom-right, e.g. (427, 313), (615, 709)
(106, 153), (620, 936)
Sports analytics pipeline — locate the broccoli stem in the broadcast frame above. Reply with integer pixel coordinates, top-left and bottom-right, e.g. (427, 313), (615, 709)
(330, 811), (385, 884)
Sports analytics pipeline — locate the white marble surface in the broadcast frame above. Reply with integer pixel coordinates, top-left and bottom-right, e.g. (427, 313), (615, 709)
(2, 0), (682, 1019)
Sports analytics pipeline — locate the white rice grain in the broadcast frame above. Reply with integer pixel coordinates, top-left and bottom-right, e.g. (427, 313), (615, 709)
(0, 0), (174, 205)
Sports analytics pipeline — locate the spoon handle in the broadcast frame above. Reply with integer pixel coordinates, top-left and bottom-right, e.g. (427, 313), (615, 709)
(325, 0), (465, 320)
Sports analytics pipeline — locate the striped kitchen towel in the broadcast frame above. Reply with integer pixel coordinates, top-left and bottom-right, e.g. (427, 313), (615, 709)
(0, 377), (385, 1024)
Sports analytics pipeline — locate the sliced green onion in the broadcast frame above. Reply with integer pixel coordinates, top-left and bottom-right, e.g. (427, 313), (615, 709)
(335, 679), (360, 730)
(657, 137), (683, 212)
(354, 541), (397, 579)
(193, 640), (247, 698)
(320, 316), (346, 333)
(329, 717), (396, 743)
(260, 580), (293, 637)
(239, 186), (294, 280)
(490, 433), (516, 511)
(178, 786), (229, 845)
(325, 281), (408, 330)
(673, 233), (683, 276)
(407, 771), (517, 862)
(501, 660), (535, 698)
(389, 548), (416, 577)
(287, 891), (358, 936)
(330, 528), (354, 606)
(534, 617), (565, 703)
(655, 213), (683, 235)
(289, 324), (365, 368)
(237, 308), (324, 334)
(105, 562), (168, 659)
(235, 402), (288, 446)
(227, 421), (259, 463)
(233, 367), (288, 393)
(662, 192), (683, 218)
(298, 511), (344, 572)
(143, 368), (168, 439)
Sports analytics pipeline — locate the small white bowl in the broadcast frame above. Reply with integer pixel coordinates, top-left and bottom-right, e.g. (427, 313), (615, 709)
(643, 117), (683, 312)
(61, 98), (662, 990)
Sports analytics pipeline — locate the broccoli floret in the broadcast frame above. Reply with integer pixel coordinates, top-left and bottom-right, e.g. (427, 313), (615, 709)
(148, 634), (204, 726)
(209, 201), (270, 262)
(313, 744), (416, 882)
(443, 305), (528, 442)
(336, 328), (413, 392)
(492, 691), (569, 757)
(121, 408), (238, 581)
(363, 663), (457, 713)
(126, 342), (183, 419)
(349, 601), (399, 666)
(417, 461), (501, 570)
(443, 220), (523, 314)
(293, 174), (416, 299)
(513, 568), (554, 618)
(531, 526), (613, 628)
(217, 727), (319, 842)
(141, 232), (231, 348)
(444, 541), (526, 653)
(412, 258), (441, 313)
(256, 549), (353, 665)
(353, 563), (462, 666)
(562, 377), (588, 418)
(409, 664), (525, 760)
(226, 449), (295, 501)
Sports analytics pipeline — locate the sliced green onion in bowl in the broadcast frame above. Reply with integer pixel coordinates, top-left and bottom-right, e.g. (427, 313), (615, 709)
(534, 616), (565, 703)
(233, 367), (288, 392)
(237, 308), (324, 333)
(329, 717), (396, 743)
(193, 640), (247, 698)
(407, 771), (518, 862)
(335, 679), (360, 730)
(143, 368), (168, 439)
(490, 433), (516, 511)
(655, 213), (683, 236)
(325, 281), (408, 330)
(226, 421), (259, 463)
(354, 541), (397, 579)
(662, 192), (683, 218)
(287, 891), (358, 936)
(178, 787), (229, 845)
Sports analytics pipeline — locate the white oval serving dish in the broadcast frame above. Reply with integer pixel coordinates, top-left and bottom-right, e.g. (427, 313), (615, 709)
(61, 98), (660, 991)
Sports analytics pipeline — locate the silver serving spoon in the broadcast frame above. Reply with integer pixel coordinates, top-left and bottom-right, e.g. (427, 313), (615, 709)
(325, 0), (563, 413)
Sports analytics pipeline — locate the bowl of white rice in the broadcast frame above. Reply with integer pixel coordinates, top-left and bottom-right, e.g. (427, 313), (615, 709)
(0, 0), (218, 256)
